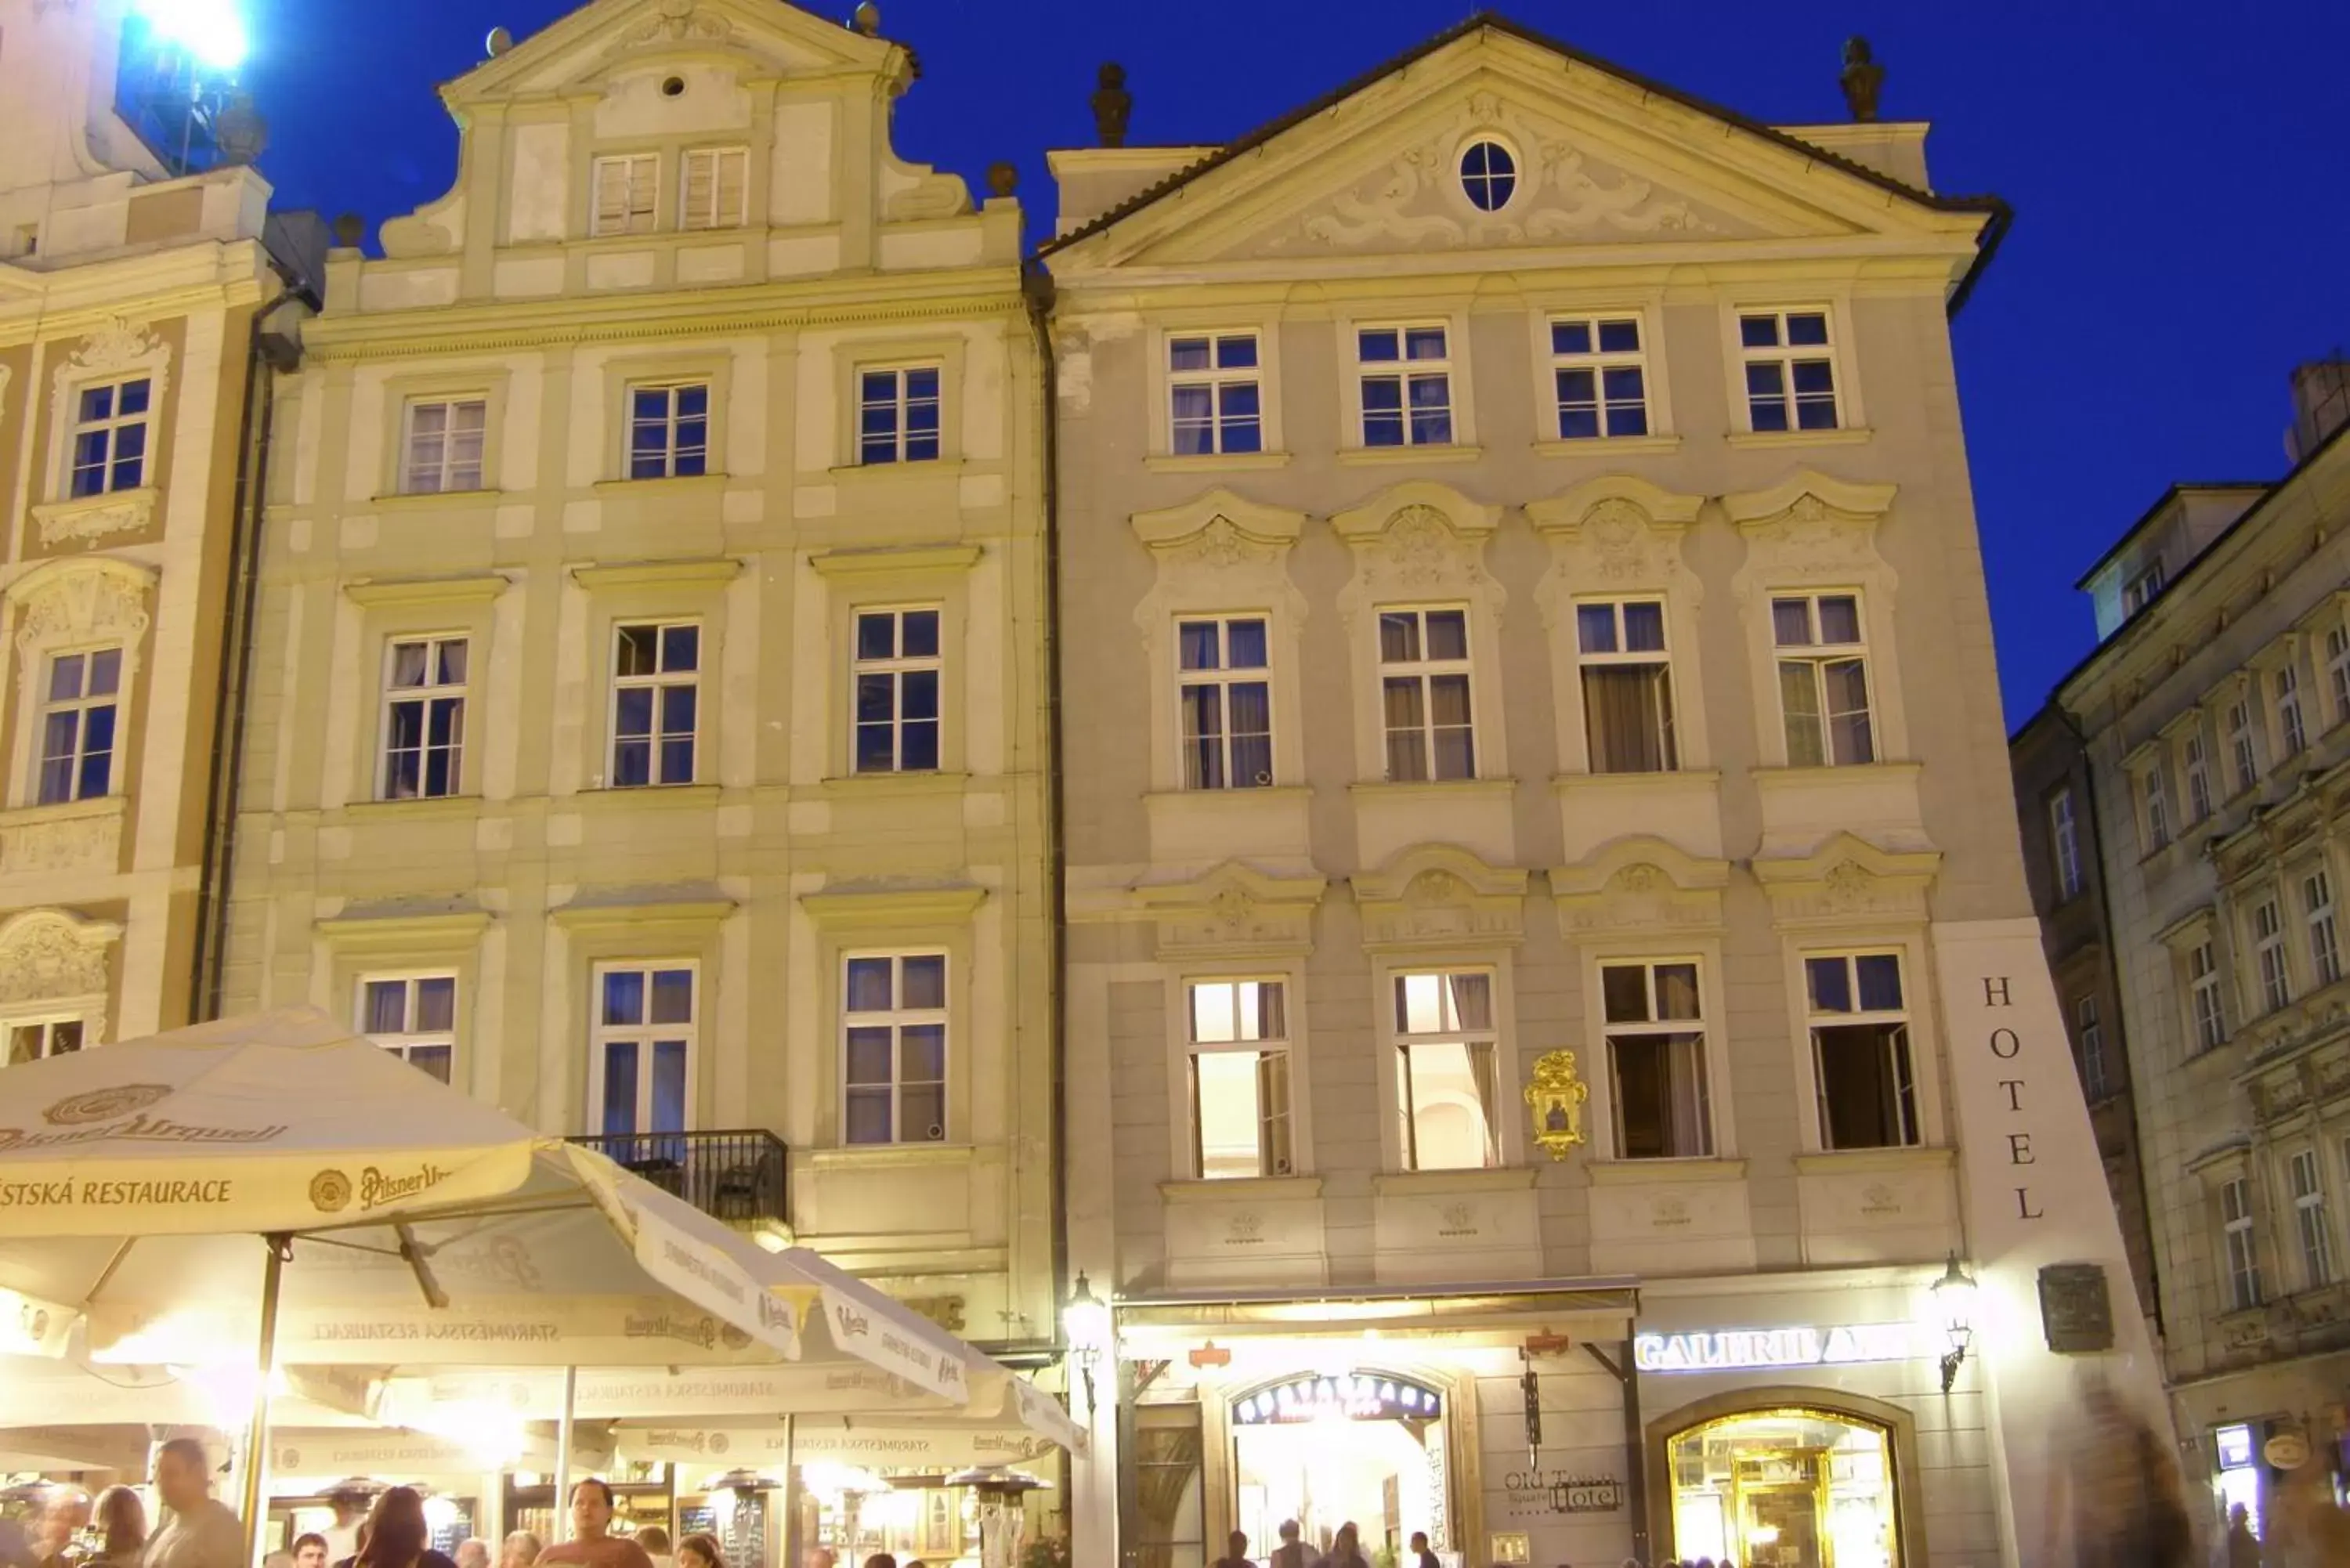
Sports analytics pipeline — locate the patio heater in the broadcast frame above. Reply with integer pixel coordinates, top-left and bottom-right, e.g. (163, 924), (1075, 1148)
(945, 1467), (1049, 1568)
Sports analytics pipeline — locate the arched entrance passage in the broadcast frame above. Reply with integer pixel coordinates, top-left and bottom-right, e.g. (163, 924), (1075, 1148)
(1225, 1369), (1453, 1559)
(1644, 1387), (1925, 1568)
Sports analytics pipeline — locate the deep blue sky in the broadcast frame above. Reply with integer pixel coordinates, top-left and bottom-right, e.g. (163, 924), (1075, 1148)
(234, 0), (2350, 719)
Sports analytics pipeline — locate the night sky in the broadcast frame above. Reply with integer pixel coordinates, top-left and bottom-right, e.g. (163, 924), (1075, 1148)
(233, 0), (2350, 720)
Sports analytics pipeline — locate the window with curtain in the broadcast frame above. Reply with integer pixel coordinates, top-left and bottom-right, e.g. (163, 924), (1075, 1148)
(591, 964), (694, 1144)
(1394, 969), (1499, 1170)
(1603, 960), (1712, 1159)
(843, 952), (948, 1145)
(1177, 617), (1271, 789)
(1379, 608), (1474, 782)
(1185, 979), (1292, 1179)
(1576, 600), (1676, 773)
(1772, 593), (1873, 766)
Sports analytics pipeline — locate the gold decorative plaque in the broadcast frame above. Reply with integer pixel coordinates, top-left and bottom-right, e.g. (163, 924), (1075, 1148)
(1524, 1049), (1589, 1160)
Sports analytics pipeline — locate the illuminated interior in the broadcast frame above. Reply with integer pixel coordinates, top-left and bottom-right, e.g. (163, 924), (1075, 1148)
(1666, 1408), (1900, 1568)
(1230, 1375), (1448, 1559)
(2211, 1423), (2262, 1541)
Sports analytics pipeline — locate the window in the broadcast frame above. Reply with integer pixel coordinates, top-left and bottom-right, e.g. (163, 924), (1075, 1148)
(2290, 1148), (2336, 1288)
(1357, 325), (1452, 447)
(1185, 979), (1292, 1180)
(1772, 594), (1873, 766)
(1379, 608), (1474, 782)
(2075, 993), (2110, 1101)
(843, 953), (947, 1145)
(1549, 318), (1648, 439)
(680, 146), (748, 231)
(627, 383), (709, 479)
(1167, 334), (1262, 456)
(2327, 627), (2350, 726)
(2049, 788), (2084, 901)
(1177, 617), (1271, 789)
(591, 964), (694, 1138)
(2222, 1176), (2262, 1310)
(2121, 563), (2165, 618)
(852, 608), (941, 774)
(1602, 961), (1712, 1159)
(69, 378), (152, 497)
(1806, 952), (1918, 1150)
(4, 1019), (82, 1067)
(400, 399), (486, 494)
(2227, 699), (2258, 794)
(36, 649), (119, 804)
(611, 622), (699, 787)
(2184, 732), (2213, 823)
(2142, 766), (2171, 852)
(2277, 663), (2308, 757)
(2254, 895), (2290, 1013)
(1577, 600), (1675, 772)
(360, 975), (457, 1084)
(2306, 869), (2341, 988)
(1393, 970), (1499, 1171)
(2190, 939), (2227, 1051)
(858, 367), (941, 464)
(1459, 141), (1516, 211)
(1737, 309), (1838, 432)
(591, 153), (658, 237)
(381, 636), (467, 800)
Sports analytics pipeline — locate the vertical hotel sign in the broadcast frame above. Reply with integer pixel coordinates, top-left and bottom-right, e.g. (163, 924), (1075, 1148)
(1932, 919), (2170, 1568)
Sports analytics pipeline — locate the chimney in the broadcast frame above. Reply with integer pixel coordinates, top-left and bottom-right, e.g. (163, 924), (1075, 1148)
(2288, 358), (2350, 463)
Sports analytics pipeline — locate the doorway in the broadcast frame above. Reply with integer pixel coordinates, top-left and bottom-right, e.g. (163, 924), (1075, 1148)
(1663, 1407), (1900, 1568)
(1227, 1374), (1450, 1561)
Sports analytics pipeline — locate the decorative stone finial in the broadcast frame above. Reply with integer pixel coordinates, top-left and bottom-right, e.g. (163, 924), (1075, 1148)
(331, 213), (367, 248)
(485, 25), (514, 56)
(985, 162), (1017, 200)
(1091, 62), (1131, 149)
(213, 96), (268, 165)
(850, 2), (880, 35)
(1839, 36), (1885, 123)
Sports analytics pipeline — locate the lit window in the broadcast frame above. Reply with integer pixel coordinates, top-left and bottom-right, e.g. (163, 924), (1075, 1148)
(1168, 334), (1262, 456)
(2290, 1148), (2335, 1288)
(4, 1018), (82, 1067)
(2227, 699), (2259, 794)
(680, 146), (748, 231)
(2189, 939), (2226, 1051)
(1577, 600), (1675, 773)
(1737, 309), (1838, 432)
(1550, 318), (1648, 439)
(2184, 732), (2212, 823)
(2049, 788), (2084, 901)
(1393, 970), (1499, 1171)
(1177, 617), (1271, 789)
(1806, 952), (1918, 1150)
(69, 378), (152, 498)
(2254, 895), (2290, 1013)
(611, 622), (699, 787)
(1379, 608), (1474, 782)
(1185, 979), (1292, 1179)
(843, 953), (948, 1145)
(1602, 961), (1712, 1159)
(2221, 1176), (2262, 1310)
(2306, 869), (2341, 988)
(2142, 766), (2171, 853)
(2277, 663), (2308, 757)
(1772, 594), (1873, 767)
(628, 384), (709, 479)
(401, 399), (486, 494)
(591, 964), (695, 1140)
(858, 367), (942, 464)
(2326, 627), (2350, 726)
(1459, 141), (1516, 211)
(852, 608), (942, 774)
(2075, 993), (2109, 1101)
(1357, 325), (1452, 447)
(381, 636), (467, 800)
(591, 154), (658, 237)
(37, 649), (119, 804)
(360, 975), (457, 1083)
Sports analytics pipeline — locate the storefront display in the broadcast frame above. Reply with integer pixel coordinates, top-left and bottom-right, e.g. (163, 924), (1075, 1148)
(1663, 1409), (1898, 1568)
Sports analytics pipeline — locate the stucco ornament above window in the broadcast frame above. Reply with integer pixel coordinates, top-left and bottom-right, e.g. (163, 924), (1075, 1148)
(607, 0), (743, 53)
(0, 907), (122, 1031)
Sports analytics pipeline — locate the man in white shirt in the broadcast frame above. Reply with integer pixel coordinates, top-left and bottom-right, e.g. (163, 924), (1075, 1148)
(142, 1440), (243, 1568)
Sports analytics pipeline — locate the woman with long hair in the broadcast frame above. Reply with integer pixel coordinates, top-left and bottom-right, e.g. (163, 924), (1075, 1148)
(352, 1490), (457, 1568)
(88, 1487), (144, 1568)
(674, 1537), (722, 1568)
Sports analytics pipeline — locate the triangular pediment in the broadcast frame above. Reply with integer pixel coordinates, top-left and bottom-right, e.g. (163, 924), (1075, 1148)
(446, 0), (894, 107)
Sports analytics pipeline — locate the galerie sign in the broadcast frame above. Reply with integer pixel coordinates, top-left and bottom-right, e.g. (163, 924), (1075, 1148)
(1633, 1322), (1918, 1373)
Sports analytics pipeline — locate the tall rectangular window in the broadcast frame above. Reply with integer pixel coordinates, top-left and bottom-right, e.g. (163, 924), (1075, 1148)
(2075, 993), (2110, 1101)
(843, 953), (947, 1145)
(591, 153), (658, 237)
(381, 636), (467, 800)
(4, 1019), (83, 1067)
(1358, 324), (1452, 447)
(2190, 939), (2226, 1051)
(628, 383), (709, 479)
(1549, 317), (1648, 439)
(70, 378), (152, 497)
(2291, 1148), (2336, 1288)
(2306, 869), (2341, 988)
(1738, 309), (1838, 432)
(360, 975), (457, 1084)
(1168, 334), (1262, 455)
(2049, 788), (2084, 901)
(1394, 970), (1499, 1171)
(852, 608), (942, 774)
(592, 965), (694, 1139)
(1177, 617), (1271, 789)
(1806, 952), (1918, 1150)
(1602, 961), (1712, 1160)
(2121, 564), (2165, 618)
(37, 649), (119, 804)
(1379, 609), (1474, 782)
(2227, 699), (2258, 794)
(1577, 601), (1676, 773)
(858, 367), (942, 464)
(1185, 979), (1291, 1180)
(1773, 594), (1873, 767)
(2327, 627), (2350, 727)
(2222, 1176), (2262, 1310)
(2277, 663), (2308, 757)
(679, 146), (748, 230)
(401, 399), (486, 494)
(611, 622), (699, 787)
(2184, 732), (2213, 823)
(2142, 766), (2171, 852)
(2254, 895), (2291, 1013)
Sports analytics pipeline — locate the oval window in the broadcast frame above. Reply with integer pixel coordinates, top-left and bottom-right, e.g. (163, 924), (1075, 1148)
(1460, 140), (1517, 211)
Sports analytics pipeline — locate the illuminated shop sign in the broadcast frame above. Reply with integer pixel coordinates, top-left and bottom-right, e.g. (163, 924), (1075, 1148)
(1231, 1372), (1444, 1425)
(1632, 1323), (1918, 1373)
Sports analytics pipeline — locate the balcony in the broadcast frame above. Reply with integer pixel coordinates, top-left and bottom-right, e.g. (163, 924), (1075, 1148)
(568, 1129), (790, 1235)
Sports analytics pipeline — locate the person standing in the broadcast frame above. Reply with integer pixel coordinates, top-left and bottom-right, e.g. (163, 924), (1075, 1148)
(352, 1490), (457, 1568)
(294, 1537), (330, 1568)
(320, 1492), (373, 1568)
(2224, 1507), (2260, 1568)
(1325, 1525), (1368, 1568)
(455, 1542), (490, 1568)
(142, 1439), (243, 1568)
(631, 1532), (671, 1568)
(88, 1490), (147, 1568)
(1271, 1522), (1316, 1568)
(498, 1536), (542, 1568)
(536, 1483), (654, 1568)
(1211, 1532), (1251, 1568)
(1408, 1533), (1439, 1568)
(675, 1538), (723, 1568)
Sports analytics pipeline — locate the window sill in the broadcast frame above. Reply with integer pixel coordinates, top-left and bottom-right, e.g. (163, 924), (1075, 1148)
(1726, 427), (1873, 450)
(367, 487), (505, 512)
(1553, 768), (1722, 794)
(818, 770), (971, 797)
(808, 1142), (973, 1171)
(575, 781), (724, 810)
(1338, 443), (1483, 467)
(0, 795), (125, 832)
(1791, 1145), (1953, 1176)
(1372, 1166), (1536, 1195)
(1351, 777), (1517, 800)
(1144, 450), (1294, 474)
(1750, 760), (1923, 786)
(1531, 434), (1682, 459)
(1159, 1174), (1324, 1203)
(342, 794), (483, 821)
(826, 457), (967, 482)
(31, 486), (160, 546)
(591, 472), (730, 495)
(1585, 1156), (1748, 1186)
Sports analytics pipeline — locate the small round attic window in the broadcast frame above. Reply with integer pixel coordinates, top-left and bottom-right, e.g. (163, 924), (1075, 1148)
(1459, 139), (1517, 211)
(660, 76), (686, 98)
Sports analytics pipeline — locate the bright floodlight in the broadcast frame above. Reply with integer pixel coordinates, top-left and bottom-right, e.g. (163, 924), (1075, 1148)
(135, 0), (250, 72)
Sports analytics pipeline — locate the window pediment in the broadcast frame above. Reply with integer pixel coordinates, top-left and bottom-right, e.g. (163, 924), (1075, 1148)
(1549, 834), (1729, 937)
(1725, 469), (1898, 598)
(0, 908), (121, 1017)
(1352, 841), (1528, 951)
(1526, 474), (1705, 602)
(6, 558), (155, 652)
(1134, 860), (1328, 960)
(1752, 832), (1940, 930)
(1131, 488), (1307, 558)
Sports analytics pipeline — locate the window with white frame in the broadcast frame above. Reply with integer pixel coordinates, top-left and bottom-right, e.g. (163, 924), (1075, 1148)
(2254, 894), (2291, 1013)
(1177, 617), (1271, 789)
(2277, 663), (2308, 757)
(1357, 324), (1452, 447)
(1737, 309), (1838, 432)
(1772, 594), (1873, 767)
(1602, 960), (1712, 1160)
(843, 953), (947, 1145)
(858, 367), (942, 464)
(2075, 993), (2110, 1101)
(36, 648), (119, 804)
(591, 964), (694, 1139)
(591, 153), (658, 237)
(1185, 978), (1292, 1180)
(2184, 732), (2213, 823)
(627, 383), (709, 479)
(69, 378), (153, 497)
(2142, 764), (2171, 852)
(1168, 334), (1263, 455)
(2221, 1176), (2263, 1310)
(611, 622), (699, 787)
(381, 636), (467, 800)
(1577, 601), (1676, 773)
(400, 399), (486, 494)
(2227, 698), (2259, 794)
(2049, 788), (2084, 901)
(4, 1017), (82, 1067)
(1549, 317), (1648, 440)
(359, 974), (457, 1084)
(2290, 1147), (2336, 1288)
(2328, 626), (2350, 728)
(851, 608), (942, 774)
(1393, 970), (1499, 1171)
(1379, 608), (1475, 782)
(2190, 938), (2227, 1051)
(679, 146), (748, 231)
(1458, 140), (1517, 211)
(2307, 869), (2341, 988)
(1806, 952), (1918, 1150)
(2122, 562), (2165, 618)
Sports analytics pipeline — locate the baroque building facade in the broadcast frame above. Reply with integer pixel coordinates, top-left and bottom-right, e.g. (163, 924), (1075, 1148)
(1046, 17), (2157, 1568)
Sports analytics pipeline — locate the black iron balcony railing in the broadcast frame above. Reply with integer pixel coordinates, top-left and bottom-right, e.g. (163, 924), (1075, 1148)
(569, 1129), (790, 1231)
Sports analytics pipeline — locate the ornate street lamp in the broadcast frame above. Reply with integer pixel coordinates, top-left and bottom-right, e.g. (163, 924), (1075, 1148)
(1063, 1270), (1110, 1407)
(1930, 1252), (1979, 1394)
